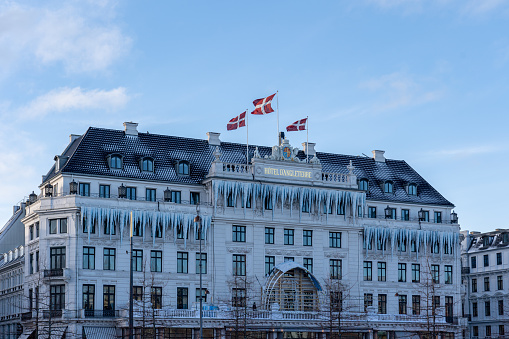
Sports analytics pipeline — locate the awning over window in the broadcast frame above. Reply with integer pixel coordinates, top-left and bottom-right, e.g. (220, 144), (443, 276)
(84, 326), (117, 339)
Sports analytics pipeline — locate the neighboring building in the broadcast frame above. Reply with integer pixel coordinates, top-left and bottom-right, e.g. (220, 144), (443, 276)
(15, 122), (464, 338)
(461, 229), (509, 338)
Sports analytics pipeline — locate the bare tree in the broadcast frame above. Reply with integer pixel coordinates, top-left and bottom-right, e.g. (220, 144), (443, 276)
(321, 278), (354, 339)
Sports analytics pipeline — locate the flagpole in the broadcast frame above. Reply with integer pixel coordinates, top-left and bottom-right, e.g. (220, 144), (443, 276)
(276, 90), (279, 145)
(246, 109), (249, 165)
(306, 116), (309, 163)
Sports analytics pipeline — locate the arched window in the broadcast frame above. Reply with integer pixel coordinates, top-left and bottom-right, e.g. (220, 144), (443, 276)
(141, 158), (154, 172)
(384, 181), (393, 194)
(358, 179), (368, 191)
(107, 154), (123, 170)
(178, 161), (190, 176)
(407, 183), (417, 196)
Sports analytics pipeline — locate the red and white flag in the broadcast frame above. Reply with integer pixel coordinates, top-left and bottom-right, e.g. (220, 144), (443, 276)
(251, 93), (276, 115)
(227, 112), (246, 131)
(286, 118), (307, 132)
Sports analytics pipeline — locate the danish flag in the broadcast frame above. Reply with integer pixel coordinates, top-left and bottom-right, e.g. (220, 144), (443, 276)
(251, 93), (276, 115)
(286, 118), (307, 132)
(227, 112), (246, 131)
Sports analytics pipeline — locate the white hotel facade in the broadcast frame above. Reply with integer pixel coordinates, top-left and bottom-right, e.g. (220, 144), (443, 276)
(3, 122), (465, 338)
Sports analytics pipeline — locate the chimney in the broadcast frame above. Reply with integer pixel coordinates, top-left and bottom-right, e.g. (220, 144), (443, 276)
(123, 122), (139, 136)
(302, 142), (316, 157)
(372, 150), (386, 163)
(207, 132), (221, 146)
(13, 205), (20, 214)
(69, 134), (80, 143)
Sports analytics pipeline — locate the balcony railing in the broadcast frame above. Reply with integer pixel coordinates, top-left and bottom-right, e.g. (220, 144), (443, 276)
(85, 309), (119, 318)
(44, 269), (63, 277)
(43, 310), (62, 319)
(461, 267), (470, 274)
(21, 311), (32, 321)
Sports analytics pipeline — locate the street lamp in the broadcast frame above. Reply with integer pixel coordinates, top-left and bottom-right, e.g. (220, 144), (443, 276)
(194, 207), (203, 339)
(450, 210), (458, 224)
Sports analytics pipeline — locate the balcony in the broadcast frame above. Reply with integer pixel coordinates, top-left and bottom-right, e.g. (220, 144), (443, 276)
(461, 267), (470, 275)
(21, 312), (32, 321)
(84, 309), (119, 318)
(44, 269), (63, 278)
(43, 310), (62, 319)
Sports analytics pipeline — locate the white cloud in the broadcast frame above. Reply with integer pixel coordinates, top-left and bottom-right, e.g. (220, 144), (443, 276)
(0, 1), (131, 75)
(19, 87), (130, 119)
(434, 145), (501, 157)
(463, 0), (508, 14)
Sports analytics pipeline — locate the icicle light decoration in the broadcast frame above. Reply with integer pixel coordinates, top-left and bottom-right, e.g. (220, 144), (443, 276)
(212, 179), (366, 221)
(363, 226), (460, 259)
(80, 206), (211, 246)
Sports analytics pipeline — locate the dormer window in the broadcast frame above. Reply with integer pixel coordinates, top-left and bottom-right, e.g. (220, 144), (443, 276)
(140, 157), (154, 172)
(177, 161), (190, 176)
(107, 154), (123, 170)
(407, 183), (417, 196)
(358, 179), (368, 191)
(383, 181), (393, 194)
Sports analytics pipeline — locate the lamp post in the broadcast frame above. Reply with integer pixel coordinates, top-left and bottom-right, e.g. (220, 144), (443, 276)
(194, 207), (203, 339)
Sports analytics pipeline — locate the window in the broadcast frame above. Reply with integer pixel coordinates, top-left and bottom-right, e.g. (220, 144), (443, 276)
(103, 285), (115, 314)
(265, 256), (275, 275)
(177, 252), (188, 273)
(330, 259), (342, 279)
(83, 284), (95, 313)
(358, 179), (368, 190)
(434, 211), (442, 223)
(445, 265), (452, 284)
(177, 161), (190, 175)
(484, 254), (489, 266)
(484, 277), (490, 291)
(36, 222), (39, 237)
(177, 287), (188, 309)
(232, 288), (246, 307)
(29, 289), (33, 311)
(412, 295), (420, 315)
(499, 299), (504, 315)
(79, 183), (90, 196)
(362, 261), (373, 281)
(386, 208), (396, 220)
(398, 295), (407, 314)
(264, 193), (272, 210)
(337, 202), (345, 215)
(150, 251), (162, 272)
(50, 247), (66, 269)
(472, 278), (477, 292)
(233, 254), (246, 276)
(329, 232), (341, 248)
(99, 184), (110, 198)
(330, 291), (342, 312)
(196, 253), (207, 274)
(401, 209), (409, 221)
(83, 247), (95, 270)
(110, 154), (122, 169)
(284, 256), (294, 262)
(146, 188), (156, 202)
(132, 249), (143, 272)
(304, 258), (313, 273)
(241, 193), (252, 208)
(132, 286), (143, 301)
(227, 193), (234, 207)
(151, 287), (162, 309)
(378, 294), (387, 314)
(103, 248), (115, 270)
(473, 302), (478, 317)
(364, 293), (373, 312)
(445, 296), (453, 319)
(49, 219), (58, 234)
(411, 239), (417, 252)
(407, 183), (417, 195)
(303, 230), (312, 246)
(140, 158), (154, 172)
(421, 210), (429, 222)
(378, 262), (386, 282)
(265, 227), (274, 244)
(126, 187), (136, 200)
(232, 225), (246, 242)
(471, 256), (477, 268)
(190, 192), (200, 205)
(383, 181), (393, 193)
(411, 264), (420, 283)
(473, 326), (479, 337)
(497, 275), (503, 290)
(431, 241), (439, 254)
(196, 288), (207, 303)
(170, 190), (181, 203)
(486, 325), (491, 337)
(497, 252), (502, 265)
(176, 226), (186, 239)
(500, 325), (505, 336)
(398, 263), (406, 282)
(50, 285), (65, 311)
(431, 265), (439, 284)
(397, 239), (406, 252)
(35, 251), (39, 272)
(485, 301), (491, 317)
(29, 253), (34, 274)
(302, 197), (310, 213)
(368, 206), (376, 218)
(433, 296), (440, 310)
(284, 229), (294, 245)
(29, 225), (34, 240)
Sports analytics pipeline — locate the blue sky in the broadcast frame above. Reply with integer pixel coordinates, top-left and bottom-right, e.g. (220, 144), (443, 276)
(0, 0), (508, 232)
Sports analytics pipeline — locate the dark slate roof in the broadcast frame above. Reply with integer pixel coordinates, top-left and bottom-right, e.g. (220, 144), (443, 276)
(45, 127), (453, 206)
